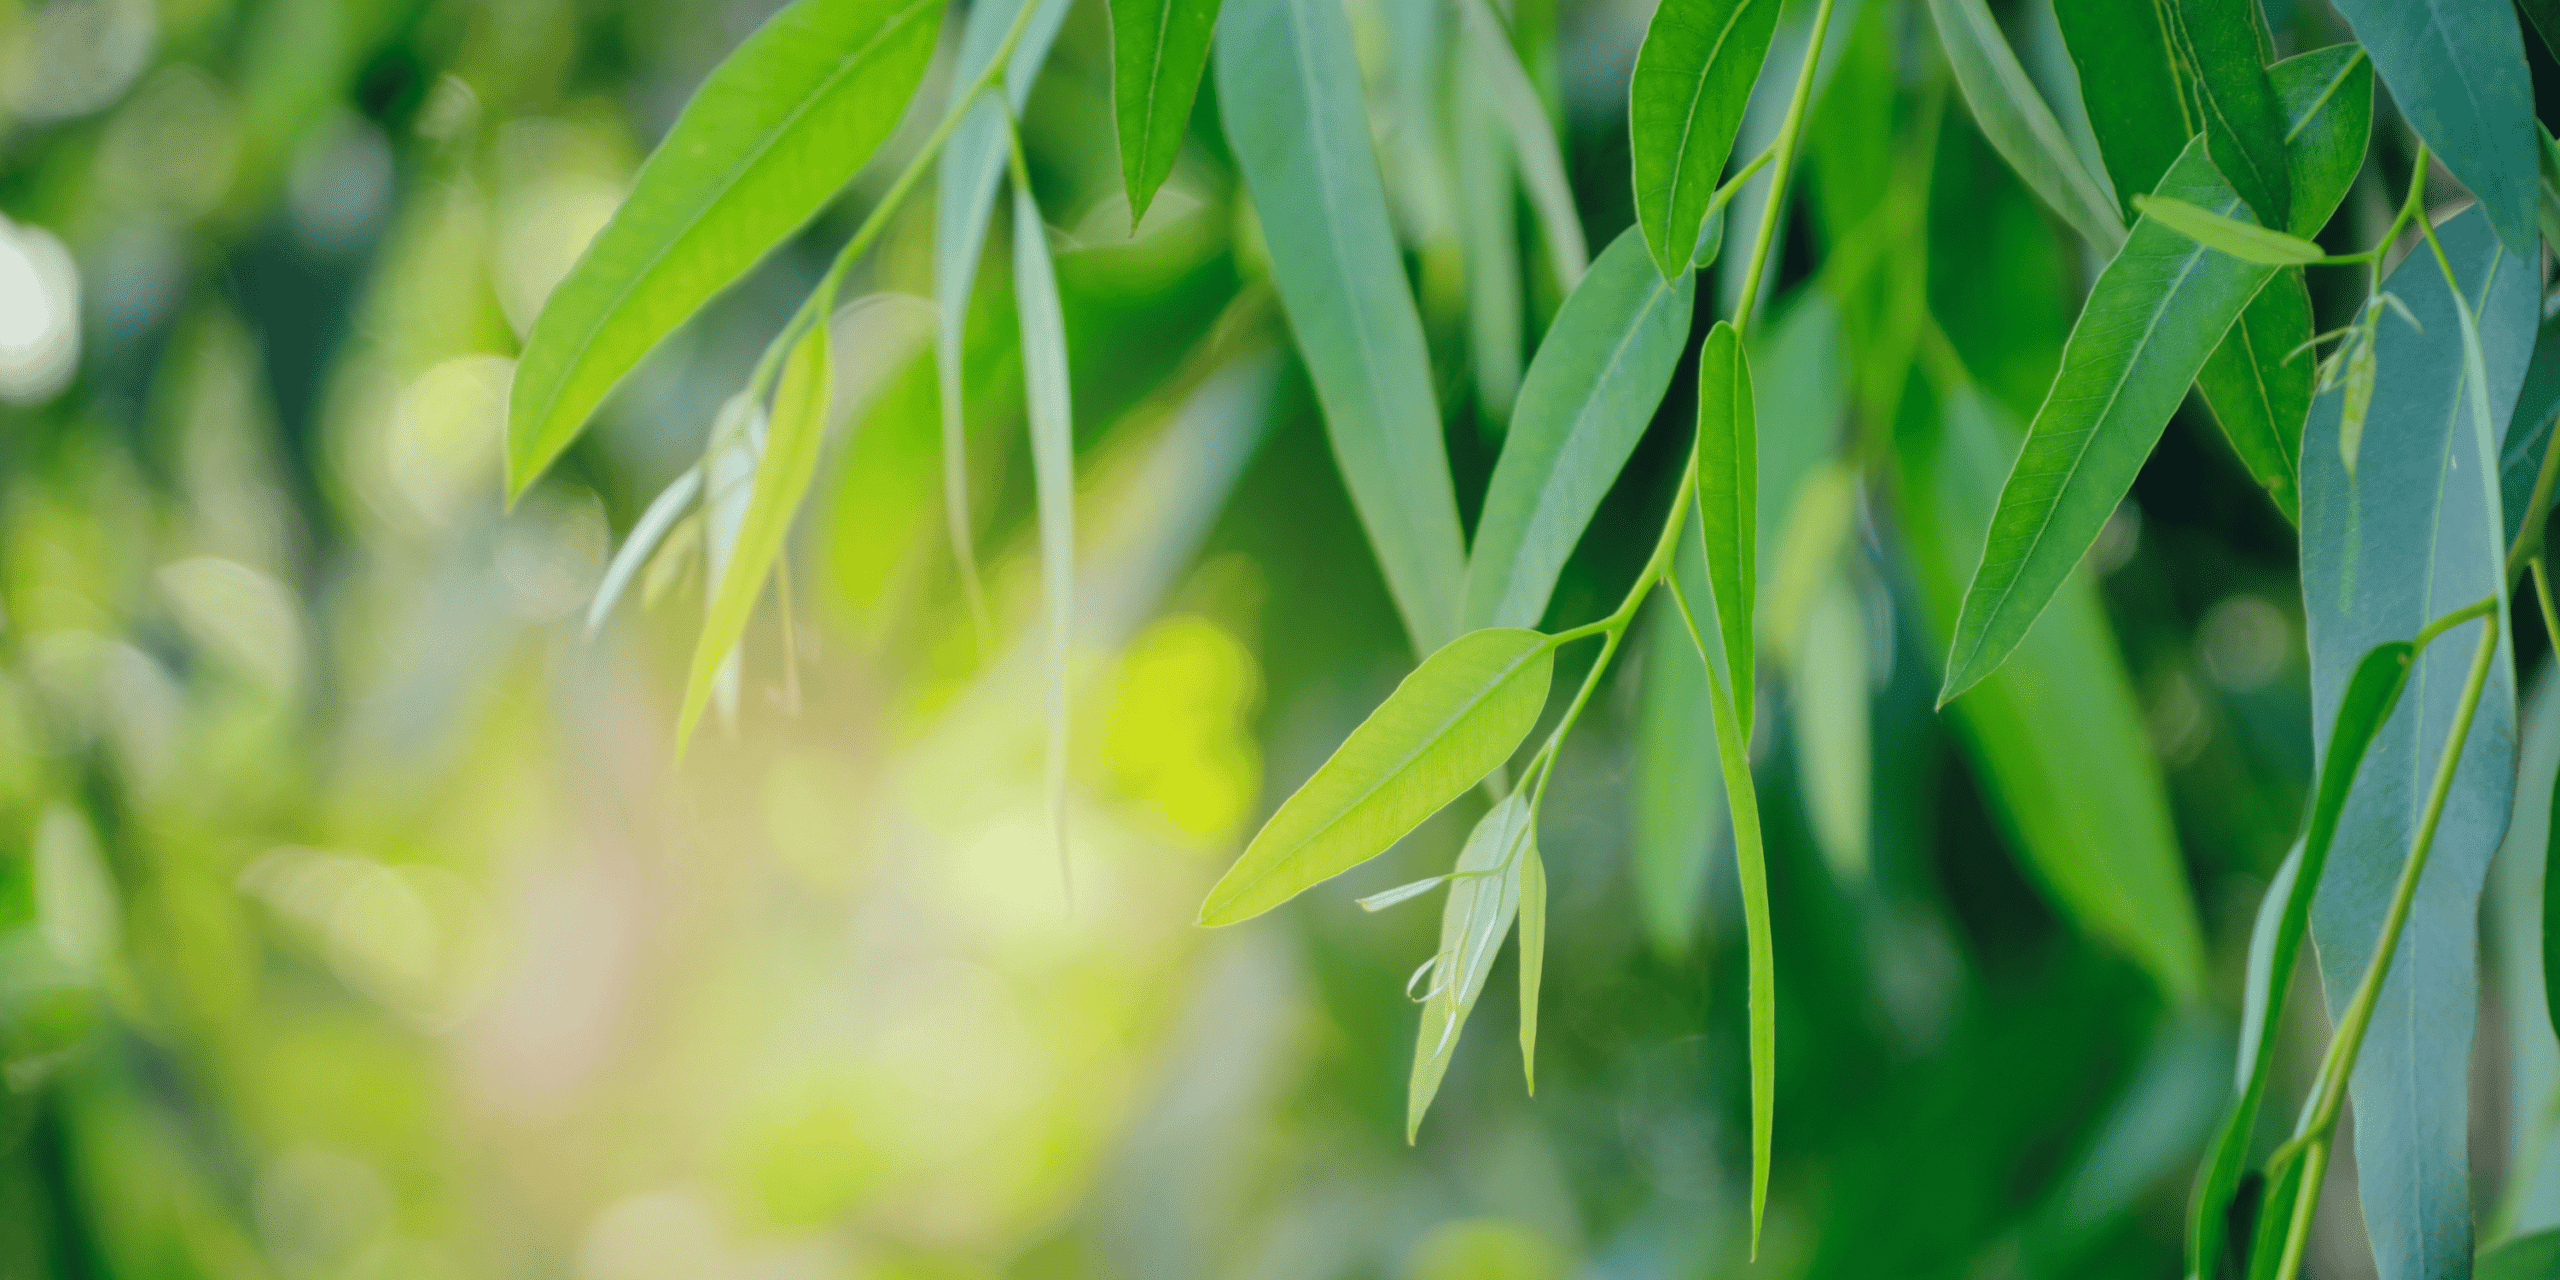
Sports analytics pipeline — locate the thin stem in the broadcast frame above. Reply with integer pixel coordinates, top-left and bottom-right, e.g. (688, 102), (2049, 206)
(2272, 1139), (2329, 1280)
(1732, 0), (1838, 332)
(2412, 592), (2496, 650)
(2509, 411), (2560, 575)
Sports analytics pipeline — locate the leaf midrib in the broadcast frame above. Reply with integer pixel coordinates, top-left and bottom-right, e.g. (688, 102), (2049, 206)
(1650, 0), (1760, 266)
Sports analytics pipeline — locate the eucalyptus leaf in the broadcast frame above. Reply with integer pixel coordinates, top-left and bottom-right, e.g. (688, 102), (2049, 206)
(2134, 194), (2323, 264)
(1197, 628), (1554, 926)
(2298, 208), (2536, 1280)
(1408, 793), (1529, 1139)
(1693, 319), (1758, 739)
(1015, 176), (1076, 871)
(2194, 269), (2312, 523)
(1464, 227), (1694, 631)
(588, 465), (703, 634)
(1456, 69), (1523, 425)
(1926, 0), (2125, 253)
(1217, 0), (1470, 652)
(2479, 1226), (2560, 1280)
(2172, 0), (2289, 230)
(2325, 0), (2538, 257)
(1518, 841), (1547, 1092)
(1459, 0), (1590, 289)
(506, 0), (944, 497)
(2051, 0), (2193, 223)
(1109, 0), (1218, 226)
(1937, 46), (2372, 706)
(1627, 0), (1782, 281)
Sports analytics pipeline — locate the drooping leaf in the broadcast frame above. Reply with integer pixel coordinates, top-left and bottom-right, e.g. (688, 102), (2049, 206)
(2298, 208), (2536, 1280)
(1926, 0), (2126, 252)
(1217, 0), (1470, 652)
(1693, 319), (1757, 739)
(1109, 0), (1218, 225)
(2134, 194), (2322, 264)
(1408, 794), (1529, 1140)
(1632, 564), (1728, 957)
(1197, 628), (1554, 925)
(1458, 0), (1589, 289)
(588, 465), (704, 634)
(2051, 0), (2193, 222)
(935, 0), (1076, 629)
(1793, 575), (1869, 879)
(2194, 269), (2312, 522)
(1357, 876), (1449, 912)
(1899, 384), (2207, 999)
(1936, 46), (2371, 705)
(1463, 227), (1694, 630)
(2189, 641), (2413, 1279)
(2325, 0), (2538, 257)
(505, 0), (944, 497)
(1517, 840), (1547, 1092)
(678, 328), (829, 751)
(2171, 0), (2289, 230)
(1455, 68), (1524, 425)
(1014, 176), (1076, 874)
(1627, 0), (1783, 281)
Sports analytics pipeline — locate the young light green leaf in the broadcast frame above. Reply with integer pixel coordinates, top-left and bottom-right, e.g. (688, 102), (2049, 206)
(1627, 0), (1783, 281)
(1937, 46), (2372, 706)
(1901, 384), (2208, 999)
(2133, 194), (2324, 264)
(506, 0), (944, 497)
(1108, 0), (1218, 226)
(1357, 875), (1450, 912)
(1517, 841), (1546, 1093)
(1217, 0), (1469, 653)
(2194, 269), (2312, 522)
(1197, 628), (1554, 926)
(677, 329), (829, 752)
(2339, 298), (2381, 477)
(1014, 175), (1077, 878)
(588, 465), (703, 634)
(1694, 320), (1757, 739)
(1632, 566), (1728, 957)
(935, 0), (1075, 635)
(2189, 641), (2413, 1279)
(1455, 69), (1524, 426)
(2298, 208), (2535, 1280)
(1458, 0), (1589, 289)
(2172, 0), (2290, 230)
(2050, 0), (2193, 224)
(1408, 793), (1529, 1140)
(1926, 0), (2125, 253)
(2480, 1226), (2560, 1280)
(2326, 0), (2538, 257)
(1463, 227), (1694, 630)
(1793, 576), (1869, 879)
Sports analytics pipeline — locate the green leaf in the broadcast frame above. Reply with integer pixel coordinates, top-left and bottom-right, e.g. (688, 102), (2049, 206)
(1455, 68), (1524, 425)
(1458, 0), (1589, 289)
(2189, 641), (2413, 1280)
(1014, 176), (1076, 873)
(2327, 0), (2538, 257)
(2480, 1227), (2560, 1280)
(935, 0), (1075, 629)
(1627, 0), (1783, 281)
(2298, 208), (2536, 1280)
(588, 465), (703, 634)
(1632, 569), (1727, 957)
(1936, 46), (2371, 705)
(2051, 0), (2193, 223)
(1217, 0), (1470, 652)
(1197, 628), (1554, 926)
(2525, 0), (2560, 63)
(2497, 313), (2560, 550)
(2242, 1147), (2307, 1280)
(2133, 194), (2323, 264)
(2193, 268), (2312, 523)
(1517, 840), (1546, 1092)
(1108, 0), (1218, 226)
(1463, 227), (1694, 630)
(678, 326), (830, 752)
(1899, 384), (2207, 999)
(1692, 319), (1757, 739)
(1792, 576), (1869, 879)
(1760, 461), (1858, 665)
(1925, 0), (2126, 252)
(2171, 0), (2289, 229)
(1408, 794), (1529, 1140)
(505, 0), (944, 497)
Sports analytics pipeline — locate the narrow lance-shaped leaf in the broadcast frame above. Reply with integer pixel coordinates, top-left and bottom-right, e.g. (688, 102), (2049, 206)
(2189, 641), (2413, 1278)
(1455, 68), (1524, 426)
(1408, 794), (1529, 1139)
(1216, 0), (1469, 652)
(1517, 841), (1547, 1092)
(1458, 0), (1589, 289)
(1926, 0), (2125, 253)
(2325, 0), (2538, 258)
(1464, 226), (1694, 630)
(506, 0), (944, 497)
(1627, 0), (1782, 281)
(2171, 0), (2289, 229)
(1109, 0), (1219, 225)
(1937, 45), (2371, 705)
(678, 328), (829, 752)
(2194, 268), (2313, 523)
(1693, 319), (1757, 739)
(1014, 175), (1076, 877)
(2134, 194), (2323, 264)
(2051, 0), (2193, 223)
(1198, 628), (1554, 925)
(2298, 208), (2535, 1280)
(588, 465), (704, 634)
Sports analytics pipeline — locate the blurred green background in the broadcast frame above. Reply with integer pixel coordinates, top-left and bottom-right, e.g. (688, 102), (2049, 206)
(2, 0), (2557, 1277)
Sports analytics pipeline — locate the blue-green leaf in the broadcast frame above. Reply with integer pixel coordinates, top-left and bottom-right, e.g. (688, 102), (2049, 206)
(506, 0), (945, 497)
(1014, 177), (1076, 875)
(1217, 0), (1470, 652)
(1627, 0), (1783, 282)
(1927, 0), (2125, 252)
(1463, 227), (1693, 630)
(2298, 208), (2537, 1280)
(1458, 0), (1589, 289)
(2326, 0), (2538, 257)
